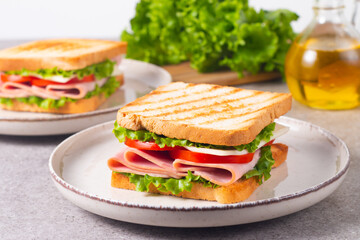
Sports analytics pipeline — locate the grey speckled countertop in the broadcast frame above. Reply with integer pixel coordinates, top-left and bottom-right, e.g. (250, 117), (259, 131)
(0, 41), (359, 240)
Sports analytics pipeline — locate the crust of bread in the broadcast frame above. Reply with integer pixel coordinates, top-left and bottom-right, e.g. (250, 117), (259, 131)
(0, 39), (127, 71)
(117, 82), (292, 146)
(0, 75), (123, 114)
(111, 143), (288, 204)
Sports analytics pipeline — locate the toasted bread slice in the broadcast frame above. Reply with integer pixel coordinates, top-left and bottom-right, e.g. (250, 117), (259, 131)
(0, 39), (127, 71)
(111, 143), (288, 204)
(117, 82), (292, 146)
(0, 75), (123, 114)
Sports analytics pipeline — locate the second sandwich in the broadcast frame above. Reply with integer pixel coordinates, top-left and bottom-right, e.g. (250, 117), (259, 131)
(0, 39), (127, 114)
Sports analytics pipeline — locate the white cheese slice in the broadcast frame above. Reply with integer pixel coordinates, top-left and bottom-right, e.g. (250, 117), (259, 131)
(28, 66), (123, 83)
(111, 66), (123, 76)
(30, 74), (74, 83)
(183, 123), (289, 156)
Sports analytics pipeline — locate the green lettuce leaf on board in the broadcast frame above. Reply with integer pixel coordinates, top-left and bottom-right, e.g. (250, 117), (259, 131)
(121, 0), (298, 76)
(4, 59), (116, 80)
(121, 1), (187, 65)
(0, 76), (120, 109)
(113, 121), (275, 153)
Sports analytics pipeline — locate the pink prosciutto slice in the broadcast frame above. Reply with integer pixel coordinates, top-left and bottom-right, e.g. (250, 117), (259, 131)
(108, 146), (261, 186)
(108, 146), (185, 179)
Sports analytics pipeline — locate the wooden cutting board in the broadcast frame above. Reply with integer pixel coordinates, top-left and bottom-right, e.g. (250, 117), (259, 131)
(163, 62), (281, 86)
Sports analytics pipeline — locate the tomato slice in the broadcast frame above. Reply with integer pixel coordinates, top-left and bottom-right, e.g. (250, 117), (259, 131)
(0, 73), (95, 87)
(169, 149), (255, 164)
(124, 138), (176, 151)
(0, 74), (33, 83)
(30, 78), (56, 87)
(31, 74), (95, 87)
(63, 74), (95, 84)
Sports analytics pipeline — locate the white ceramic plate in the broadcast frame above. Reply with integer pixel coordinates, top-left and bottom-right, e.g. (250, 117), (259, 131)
(49, 117), (349, 227)
(0, 59), (171, 136)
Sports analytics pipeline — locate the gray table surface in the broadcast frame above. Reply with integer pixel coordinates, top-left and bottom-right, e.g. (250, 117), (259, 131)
(0, 41), (359, 240)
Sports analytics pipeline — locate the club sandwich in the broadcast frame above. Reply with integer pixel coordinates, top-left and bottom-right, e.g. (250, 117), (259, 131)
(108, 82), (292, 203)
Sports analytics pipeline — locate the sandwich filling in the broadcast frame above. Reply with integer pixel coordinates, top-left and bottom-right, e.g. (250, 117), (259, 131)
(108, 122), (289, 195)
(0, 58), (122, 109)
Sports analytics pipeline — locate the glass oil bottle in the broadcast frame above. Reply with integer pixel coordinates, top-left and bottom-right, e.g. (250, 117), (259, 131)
(285, 0), (360, 109)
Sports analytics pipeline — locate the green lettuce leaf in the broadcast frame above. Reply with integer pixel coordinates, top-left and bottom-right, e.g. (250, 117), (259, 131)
(0, 76), (120, 109)
(120, 171), (218, 195)
(4, 59), (116, 80)
(113, 121), (275, 153)
(84, 76), (120, 99)
(0, 98), (13, 107)
(122, 0), (298, 76)
(244, 145), (275, 184)
(233, 122), (275, 152)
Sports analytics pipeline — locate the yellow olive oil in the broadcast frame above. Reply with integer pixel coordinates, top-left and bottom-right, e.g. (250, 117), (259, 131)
(285, 37), (360, 110)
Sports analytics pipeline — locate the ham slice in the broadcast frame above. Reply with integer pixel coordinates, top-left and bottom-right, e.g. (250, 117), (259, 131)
(112, 56), (122, 66)
(172, 150), (260, 186)
(46, 77), (107, 99)
(0, 82), (32, 98)
(108, 146), (186, 179)
(0, 77), (107, 100)
(107, 146), (261, 186)
(108, 158), (170, 178)
(0, 91), (29, 98)
(31, 85), (61, 99)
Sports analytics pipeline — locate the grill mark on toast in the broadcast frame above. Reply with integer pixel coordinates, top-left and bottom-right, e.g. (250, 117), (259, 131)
(200, 107), (265, 125)
(123, 86), (191, 107)
(159, 92), (268, 121)
(140, 86), (189, 96)
(167, 94), (283, 123)
(123, 84), (190, 107)
(124, 85), (229, 109)
(15, 42), (85, 52)
(141, 85), (222, 103)
(170, 104), (261, 122)
(190, 95), (284, 125)
(200, 94), (288, 125)
(203, 117), (256, 129)
(0, 40), (125, 58)
(150, 90), (258, 117)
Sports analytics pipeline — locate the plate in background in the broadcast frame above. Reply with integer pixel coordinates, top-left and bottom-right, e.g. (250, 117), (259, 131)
(0, 59), (171, 135)
(49, 117), (349, 227)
